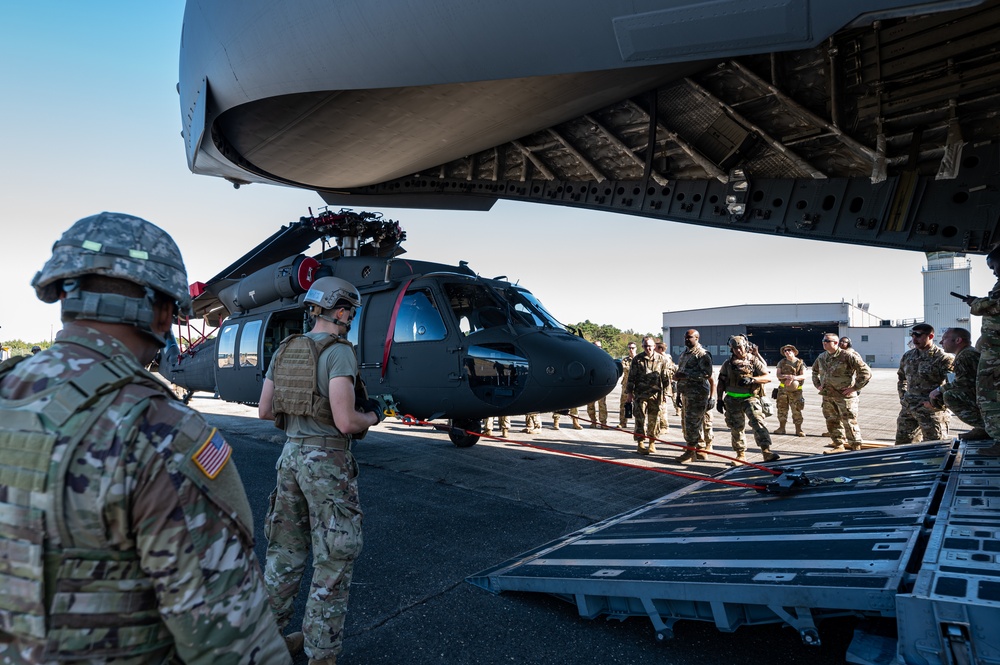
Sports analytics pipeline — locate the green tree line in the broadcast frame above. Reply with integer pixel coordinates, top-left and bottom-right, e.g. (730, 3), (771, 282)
(567, 320), (661, 357)
(1, 340), (51, 358)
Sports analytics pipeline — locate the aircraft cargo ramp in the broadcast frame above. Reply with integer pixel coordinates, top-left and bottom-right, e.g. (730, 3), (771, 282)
(468, 440), (1000, 664)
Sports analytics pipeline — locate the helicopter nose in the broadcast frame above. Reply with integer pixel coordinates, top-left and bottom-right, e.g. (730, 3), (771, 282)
(566, 360), (586, 380)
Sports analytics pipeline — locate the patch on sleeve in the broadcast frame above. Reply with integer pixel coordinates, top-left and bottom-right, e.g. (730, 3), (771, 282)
(192, 428), (232, 479)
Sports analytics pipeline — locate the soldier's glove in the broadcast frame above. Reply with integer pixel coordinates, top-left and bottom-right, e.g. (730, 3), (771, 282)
(362, 397), (387, 423)
(738, 376), (756, 387)
(706, 398), (715, 411)
(716, 399), (725, 414)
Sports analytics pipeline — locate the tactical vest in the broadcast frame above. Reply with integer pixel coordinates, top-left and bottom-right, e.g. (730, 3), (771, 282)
(0, 351), (175, 658)
(271, 333), (355, 428)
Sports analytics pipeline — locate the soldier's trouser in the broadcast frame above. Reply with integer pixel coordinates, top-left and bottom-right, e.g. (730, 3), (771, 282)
(658, 398), (670, 431)
(723, 396), (772, 453)
(633, 396), (662, 443)
(821, 394), (861, 445)
(776, 389), (804, 426)
(979, 349), (1000, 440)
(680, 390), (710, 448)
(895, 396), (950, 444)
(619, 391), (629, 427)
(943, 390), (985, 429)
(525, 413), (542, 430)
(483, 415), (510, 433)
(265, 442), (363, 661)
(587, 397), (608, 425)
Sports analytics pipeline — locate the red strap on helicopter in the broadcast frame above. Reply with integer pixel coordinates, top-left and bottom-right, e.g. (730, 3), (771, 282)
(382, 278), (415, 379)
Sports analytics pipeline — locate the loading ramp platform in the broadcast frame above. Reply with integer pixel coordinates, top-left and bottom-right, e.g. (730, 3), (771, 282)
(467, 440), (1000, 663)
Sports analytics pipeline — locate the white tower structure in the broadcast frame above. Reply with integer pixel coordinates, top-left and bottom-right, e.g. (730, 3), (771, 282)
(923, 252), (976, 340)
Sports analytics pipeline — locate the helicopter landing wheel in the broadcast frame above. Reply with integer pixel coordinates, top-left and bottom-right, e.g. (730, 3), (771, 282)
(448, 419), (481, 448)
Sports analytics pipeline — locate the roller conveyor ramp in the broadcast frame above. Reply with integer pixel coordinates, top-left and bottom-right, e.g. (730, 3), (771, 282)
(467, 440), (1000, 663)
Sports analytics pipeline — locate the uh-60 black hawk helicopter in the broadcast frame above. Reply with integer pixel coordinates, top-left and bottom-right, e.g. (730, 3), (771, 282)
(158, 208), (619, 447)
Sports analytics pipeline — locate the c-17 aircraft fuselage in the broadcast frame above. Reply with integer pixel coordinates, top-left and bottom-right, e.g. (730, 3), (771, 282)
(158, 210), (618, 446)
(179, 0), (1000, 254)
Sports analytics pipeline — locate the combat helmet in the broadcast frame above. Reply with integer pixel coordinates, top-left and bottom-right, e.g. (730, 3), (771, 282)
(32, 212), (191, 346)
(303, 276), (361, 312)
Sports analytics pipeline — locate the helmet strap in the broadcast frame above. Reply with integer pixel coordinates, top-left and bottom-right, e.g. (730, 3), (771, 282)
(61, 281), (167, 347)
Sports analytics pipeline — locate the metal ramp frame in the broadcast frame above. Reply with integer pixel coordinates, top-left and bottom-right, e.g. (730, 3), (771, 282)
(468, 440), (1000, 659)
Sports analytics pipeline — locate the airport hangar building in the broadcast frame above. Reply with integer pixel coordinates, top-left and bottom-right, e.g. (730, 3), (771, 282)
(661, 302), (912, 368)
(662, 253), (976, 369)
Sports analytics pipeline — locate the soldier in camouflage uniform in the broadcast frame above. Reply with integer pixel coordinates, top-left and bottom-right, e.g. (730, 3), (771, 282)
(927, 327), (986, 439)
(654, 341), (677, 432)
(0, 212), (289, 664)
(585, 341), (609, 427)
(716, 336), (780, 465)
(895, 323), (953, 444)
(618, 342), (637, 428)
(625, 336), (673, 455)
(259, 276), (384, 665)
(674, 329), (715, 464)
(812, 333), (872, 453)
(521, 412), (542, 433)
(774, 344), (807, 437)
(482, 415), (510, 437)
(963, 246), (1000, 455)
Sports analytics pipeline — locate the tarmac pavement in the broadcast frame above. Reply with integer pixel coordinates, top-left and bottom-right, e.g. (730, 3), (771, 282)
(194, 367), (966, 664)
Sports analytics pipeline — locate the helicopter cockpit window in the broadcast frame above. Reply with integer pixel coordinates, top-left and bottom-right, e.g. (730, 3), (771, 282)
(393, 290), (446, 343)
(217, 324), (238, 368)
(505, 287), (566, 330)
(444, 282), (507, 335)
(239, 320), (262, 367)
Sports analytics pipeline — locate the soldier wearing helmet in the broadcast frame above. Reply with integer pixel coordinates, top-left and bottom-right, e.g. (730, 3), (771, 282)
(715, 335), (781, 465)
(0, 212), (289, 663)
(258, 275), (382, 665)
(30, 345), (41, 354)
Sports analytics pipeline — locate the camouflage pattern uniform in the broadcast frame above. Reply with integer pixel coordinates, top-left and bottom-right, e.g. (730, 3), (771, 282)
(717, 353), (773, 456)
(0, 325), (288, 665)
(675, 343), (714, 451)
(626, 351), (672, 453)
(482, 415), (510, 436)
(775, 356), (806, 431)
(618, 355), (633, 428)
(940, 345), (984, 429)
(264, 332), (363, 662)
(586, 396), (608, 428)
(812, 347), (872, 449)
(971, 281), (1000, 441)
(522, 412), (542, 432)
(552, 408), (581, 429)
(896, 343), (953, 444)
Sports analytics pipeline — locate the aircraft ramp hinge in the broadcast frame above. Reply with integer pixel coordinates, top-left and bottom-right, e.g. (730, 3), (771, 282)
(767, 605), (820, 646)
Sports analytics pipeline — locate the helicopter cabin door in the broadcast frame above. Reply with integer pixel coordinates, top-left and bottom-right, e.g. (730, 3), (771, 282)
(214, 316), (267, 405)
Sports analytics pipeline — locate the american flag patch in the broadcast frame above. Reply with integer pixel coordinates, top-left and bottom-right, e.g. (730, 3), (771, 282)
(193, 428), (232, 479)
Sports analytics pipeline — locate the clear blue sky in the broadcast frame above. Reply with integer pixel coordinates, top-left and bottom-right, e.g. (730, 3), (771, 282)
(1, 2), (993, 344)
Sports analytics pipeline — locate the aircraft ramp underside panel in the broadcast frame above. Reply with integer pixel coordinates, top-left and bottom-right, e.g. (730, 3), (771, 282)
(468, 440), (1000, 655)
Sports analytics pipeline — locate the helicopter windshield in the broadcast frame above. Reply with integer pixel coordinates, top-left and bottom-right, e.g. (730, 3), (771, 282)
(501, 287), (566, 330)
(444, 282), (508, 335)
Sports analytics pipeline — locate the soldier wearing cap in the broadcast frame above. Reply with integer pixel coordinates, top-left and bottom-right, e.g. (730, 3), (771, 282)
(896, 323), (953, 444)
(259, 276), (383, 665)
(812, 332), (872, 453)
(774, 344), (807, 437)
(0, 212), (289, 663)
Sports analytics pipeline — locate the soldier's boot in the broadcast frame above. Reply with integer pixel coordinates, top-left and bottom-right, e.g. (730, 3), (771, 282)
(979, 443), (1000, 456)
(553, 422), (560, 430)
(676, 450), (697, 464)
(500, 428), (509, 438)
(847, 442), (863, 451)
(572, 418), (583, 430)
(284, 632), (304, 658)
(636, 443), (649, 455)
(483, 430), (493, 437)
(960, 427), (990, 441)
(647, 439), (657, 454)
(696, 445), (712, 461)
(795, 424), (805, 437)
(761, 449), (781, 463)
(773, 422), (786, 435)
(729, 451), (747, 467)
(824, 444), (847, 454)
